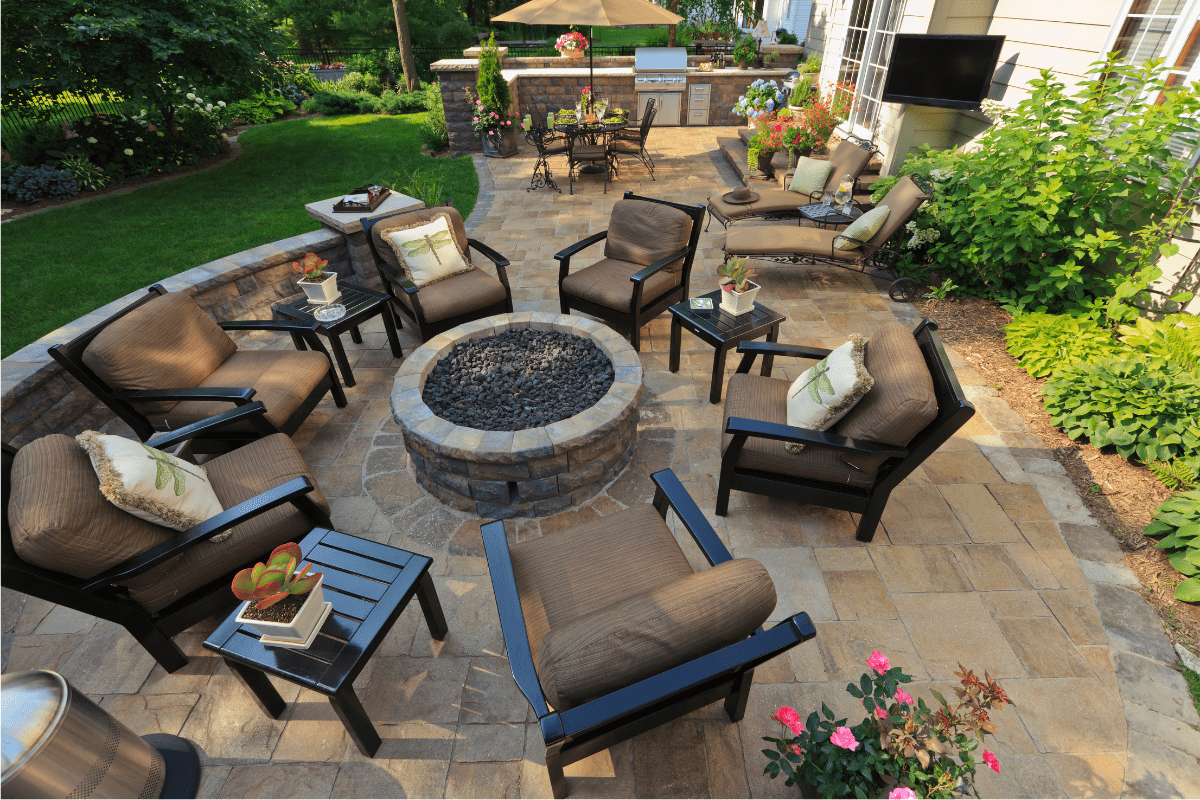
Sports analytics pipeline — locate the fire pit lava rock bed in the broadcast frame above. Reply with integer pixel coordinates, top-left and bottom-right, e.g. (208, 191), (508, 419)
(391, 313), (642, 518)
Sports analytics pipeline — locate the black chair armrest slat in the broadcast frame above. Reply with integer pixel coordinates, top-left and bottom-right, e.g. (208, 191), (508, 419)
(468, 238), (511, 268)
(145, 402), (277, 450)
(650, 469), (732, 566)
(725, 416), (908, 457)
(115, 387), (257, 403)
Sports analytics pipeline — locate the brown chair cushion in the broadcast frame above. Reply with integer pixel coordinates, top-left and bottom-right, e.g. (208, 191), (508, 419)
(147, 349), (330, 435)
(536, 558), (776, 710)
(8, 435), (172, 579)
(722, 373), (877, 489)
(867, 176), (929, 249)
(824, 138), (874, 193)
(561, 257), (682, 313)
(708, 189), (807, 222)
(82, 292), (237, 415)
(389, 267), (508, 325)
(724, 224), (862, 260)
(835, 323), (937, 472)
(604, 199), (692, 273)
(509, 505), (695, 666)
(124, 433), (330, 612)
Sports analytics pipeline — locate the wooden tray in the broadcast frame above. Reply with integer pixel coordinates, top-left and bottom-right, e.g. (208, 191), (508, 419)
(333, 187), (391, 214)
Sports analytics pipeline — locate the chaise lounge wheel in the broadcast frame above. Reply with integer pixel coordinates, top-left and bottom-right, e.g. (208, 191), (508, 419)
(889, 277), (919, 303)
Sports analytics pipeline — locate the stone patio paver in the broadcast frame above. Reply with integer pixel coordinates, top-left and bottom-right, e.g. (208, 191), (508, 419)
(4, 127), (1198, 798)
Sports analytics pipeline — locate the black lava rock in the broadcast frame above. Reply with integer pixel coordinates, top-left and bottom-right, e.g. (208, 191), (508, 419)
(423, 329), (616, 431)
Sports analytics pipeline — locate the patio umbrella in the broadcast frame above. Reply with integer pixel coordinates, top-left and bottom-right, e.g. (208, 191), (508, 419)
(492, 0), (683, 112)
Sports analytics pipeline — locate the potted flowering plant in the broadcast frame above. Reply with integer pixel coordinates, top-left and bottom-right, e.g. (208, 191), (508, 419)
(233, 543), (329, 647)
(733, 36), (757, 69)
(717, 256), (759, 315)
(475, 35), (519, 157)
(555, 30), (589, 58)
(293, 252), (339, 305)
(746, 113), (790, 178)
(763, 651), (1013, 799)
(468, 94), (522, 155)
(784, 85), (854, 154)
(734, 79), (784, 128)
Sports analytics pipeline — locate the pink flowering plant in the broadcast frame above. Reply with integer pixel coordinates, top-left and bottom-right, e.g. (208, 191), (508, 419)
(763, 652), (1014, 798)
(465, 89), (522, 140)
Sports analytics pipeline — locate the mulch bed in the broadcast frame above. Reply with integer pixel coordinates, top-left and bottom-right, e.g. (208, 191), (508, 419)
(916, 297), (1199, 651)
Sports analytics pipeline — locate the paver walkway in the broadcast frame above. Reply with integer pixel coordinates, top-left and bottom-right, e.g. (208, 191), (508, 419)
(4, 128), (1199, 799)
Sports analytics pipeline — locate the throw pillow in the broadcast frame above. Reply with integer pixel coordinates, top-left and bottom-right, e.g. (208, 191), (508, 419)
(381, 214), (472, 287)
(788, 156), (834, 197)
(785, 334), (874, 453)
(76, 431), (226, 535)
(834, 206), (890, 251)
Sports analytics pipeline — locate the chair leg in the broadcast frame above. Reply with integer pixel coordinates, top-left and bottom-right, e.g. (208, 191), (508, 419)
(125, 615), (190, 674)
(855, 493), (888, 542)
(724, 667), (755, 722)
(546, 747), (569, 799)
(715, 459), (735, 516)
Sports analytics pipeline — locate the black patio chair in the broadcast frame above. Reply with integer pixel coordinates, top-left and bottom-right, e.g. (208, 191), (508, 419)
(524, 108), (568, 192)
(609, 101), (657, 179)
(482, 468), (817, 798)
(566, 128), (613, 195)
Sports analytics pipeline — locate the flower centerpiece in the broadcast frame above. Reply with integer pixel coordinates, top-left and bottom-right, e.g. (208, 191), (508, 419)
(233, 543), (330, 647)
(763, 652), (1014, 799)
(555, 30), (589, 58)
(717, 256), (759, 315)
(734, 79), (784, 128)
(293, 251), (339, 305)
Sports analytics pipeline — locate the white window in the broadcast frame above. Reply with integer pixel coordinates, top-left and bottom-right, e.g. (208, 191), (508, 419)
(834, 0), (906, 140)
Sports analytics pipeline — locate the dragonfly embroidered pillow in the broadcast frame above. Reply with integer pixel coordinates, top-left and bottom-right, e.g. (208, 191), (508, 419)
(381, 214), (472, 287)
(784, 334), (874, 454)
(76, 432), (226, 535)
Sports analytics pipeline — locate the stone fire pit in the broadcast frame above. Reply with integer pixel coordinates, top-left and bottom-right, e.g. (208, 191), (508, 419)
(391, 313), (642, 518)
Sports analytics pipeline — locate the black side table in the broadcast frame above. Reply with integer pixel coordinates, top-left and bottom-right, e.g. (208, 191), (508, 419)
(273, 284), (403, 387)
(798, 202), (863, 229)
(668, 289), (787, 404)
(203, 529), (448, 757)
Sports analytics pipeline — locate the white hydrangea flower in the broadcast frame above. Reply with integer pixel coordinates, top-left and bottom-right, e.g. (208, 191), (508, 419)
(186, 93), (197, 100)
(218, 101), (226, 108)
(135, 136), (143, 142)
(87, 137), (98, 144)
(123, 148), (134, 155)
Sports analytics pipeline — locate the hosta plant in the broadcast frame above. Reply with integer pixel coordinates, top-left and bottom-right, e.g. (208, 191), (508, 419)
(763, 652), (1012, 798)
(1143, 490), (1200, 602)
(232, 543), (323, 609)
(1118, 315), (1200, 375)
(293, 252), (329, 282)
(1004, 312), (1126, 378)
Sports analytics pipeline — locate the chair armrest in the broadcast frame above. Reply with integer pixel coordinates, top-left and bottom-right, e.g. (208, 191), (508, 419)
(650, 469), (732, 566)
(725, 416), (909, 457)
(559, 613), (817, 737)
(481, 520), (554, 721)
(145, 402), (277, 450)
(219, 320), (320, 334)
(735, 341), (831, 374)
(468, 238), (511, 269)
(556, 231), (608, 282)
(376, 259), (421, 295)
(630, 246), (691, 284)
(114, 387), (257, 404)
(80, 477), (321, 592)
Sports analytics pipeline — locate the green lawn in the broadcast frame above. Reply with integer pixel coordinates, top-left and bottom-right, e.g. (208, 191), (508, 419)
(1, 114), (478, 357)
(580, 27), (665, 48)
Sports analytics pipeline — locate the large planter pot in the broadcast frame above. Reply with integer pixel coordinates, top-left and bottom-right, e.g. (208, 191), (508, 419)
(736, 61), (751, 70)
(235, 576), (330, 648)
(309, 68), (344, 83)
(298, 272), (339, 305)
(560, 48), (585, 59)
(482, 126), (520, 158)
(756, 151), (777, 179)
(720, 281), (761, 316)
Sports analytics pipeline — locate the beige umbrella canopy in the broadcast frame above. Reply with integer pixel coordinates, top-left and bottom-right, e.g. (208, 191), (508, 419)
(493, 0), (683, 111)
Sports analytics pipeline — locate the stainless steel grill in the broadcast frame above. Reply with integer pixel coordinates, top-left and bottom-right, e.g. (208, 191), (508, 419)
(634, 47), (687, 92)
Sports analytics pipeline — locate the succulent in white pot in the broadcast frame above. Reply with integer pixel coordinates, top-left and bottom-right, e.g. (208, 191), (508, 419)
(718, 256), (760, 315)
(293, 252), (339, 304)
(233, 542), (329, 646)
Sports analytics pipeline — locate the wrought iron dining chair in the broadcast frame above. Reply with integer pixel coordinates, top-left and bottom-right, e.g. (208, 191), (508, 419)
(524, 108), (567, 192)
(609, 101), (658, 179)
(566, 128), (612, 195)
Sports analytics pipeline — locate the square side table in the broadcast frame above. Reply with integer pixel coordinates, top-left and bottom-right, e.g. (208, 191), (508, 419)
(668, 289), (787, 404)
(204, 529), (448, 757)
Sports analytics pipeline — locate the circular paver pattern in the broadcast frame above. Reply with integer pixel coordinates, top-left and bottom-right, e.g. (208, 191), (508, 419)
(391, 312), (642, 518)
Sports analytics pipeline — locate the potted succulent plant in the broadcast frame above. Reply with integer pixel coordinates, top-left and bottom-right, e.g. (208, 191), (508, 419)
(233, 542), (329, 646)
(718, 256), (760, 315)
(294, 252), (339, 304)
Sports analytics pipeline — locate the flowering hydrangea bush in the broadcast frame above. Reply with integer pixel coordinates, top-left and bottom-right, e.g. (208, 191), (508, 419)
(734, 79), (785, 120)
(555, 31), (589, 53)
(763, 652), (1012, 798)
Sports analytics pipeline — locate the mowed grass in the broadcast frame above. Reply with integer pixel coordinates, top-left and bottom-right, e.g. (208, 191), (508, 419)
(1, 114), (478, 357)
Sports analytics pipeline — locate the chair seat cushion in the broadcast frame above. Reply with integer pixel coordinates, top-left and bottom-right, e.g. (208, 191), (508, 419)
(8, 434), (172, 580)
(609, 139), (643, 155)
(148, 349), (330, 435)
(724, 224), (861, 261)
(509, 505), (695, 665)
(124, 433), (330, 612)
(572, 144), (607, 160)
(561, 257), (682, 313)
(535, 558), (777, 710)
(392, 266), (508, 324)
(708, 189), (805, 223)
(722, 373), (877, 489)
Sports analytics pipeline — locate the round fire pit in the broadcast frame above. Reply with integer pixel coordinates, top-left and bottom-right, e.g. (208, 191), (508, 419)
(391, 313), (642, 518)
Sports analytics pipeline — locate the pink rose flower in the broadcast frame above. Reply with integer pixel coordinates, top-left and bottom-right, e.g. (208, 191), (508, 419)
(867, 651), (890, 674)
(829, 726), (859, 751)
(874, 706), (886, 720)
(771, 706), (803, 736)
(982, 750), (999, 773)
(889, 789), (917, 799)
(894, 689), (914, 706)
(473, 117), (479, 122)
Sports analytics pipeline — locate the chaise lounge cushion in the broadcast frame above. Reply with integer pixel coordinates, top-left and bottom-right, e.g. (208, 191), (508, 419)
(560, 257), (682, 312)
(708, 188), (807, 223)
(535, 558), (776, 710)
(724, 225), (864, 260)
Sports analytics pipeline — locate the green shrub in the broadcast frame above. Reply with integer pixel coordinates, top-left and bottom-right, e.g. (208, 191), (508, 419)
(378, 88), (429, 115)
(1004, 313), (1127, 378)
(777, 30), (799, 45)
(57, 153), (110, 191)
(346, 53), (384, 80)
(422, 83), (449, 150)
(342, 71), (384, 97)
(390, 167), (447, 206)
(302, 90), (381, 115)
(440, 19), (475, 48)
(1118, 315), (1200, 374)
(800, 54), (820, 73)
(225, 91), (295, 125)
(384, 48), (405, 88)
(1143, 490), (1200, 602)
(1042, 357), (1200, 464)
(2, 164), (79, 202)
(6, 120), (70, 167)
(476, 34), (512, 112)
(71, 108), (224, 177)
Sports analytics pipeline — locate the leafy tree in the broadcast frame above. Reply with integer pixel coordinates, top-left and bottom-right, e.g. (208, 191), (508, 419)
(390, 0), (419, 92)
(3, 0), (285, 140)
(265, 0), (355, 51)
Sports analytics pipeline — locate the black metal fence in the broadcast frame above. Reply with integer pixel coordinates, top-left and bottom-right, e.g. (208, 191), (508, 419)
(1, 92), (132, 142)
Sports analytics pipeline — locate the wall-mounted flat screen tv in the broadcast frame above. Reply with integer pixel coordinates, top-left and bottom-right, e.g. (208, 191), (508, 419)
(880, 34), (1005, 111)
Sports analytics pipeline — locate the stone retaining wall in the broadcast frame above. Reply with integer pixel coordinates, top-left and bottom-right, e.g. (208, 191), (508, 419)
(1, 229), (350, 448)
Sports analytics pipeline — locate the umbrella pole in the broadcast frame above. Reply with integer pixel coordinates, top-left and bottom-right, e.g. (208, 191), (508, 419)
(589, 25), (595, 113)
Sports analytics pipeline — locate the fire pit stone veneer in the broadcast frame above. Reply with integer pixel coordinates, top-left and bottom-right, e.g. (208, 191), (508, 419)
(391, 313), (642, 518)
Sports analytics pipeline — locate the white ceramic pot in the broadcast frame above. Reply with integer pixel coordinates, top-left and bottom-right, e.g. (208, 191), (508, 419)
(720, 281), (760, 316)
(235, 576), (326, 644)
(298, 272), (339, 304)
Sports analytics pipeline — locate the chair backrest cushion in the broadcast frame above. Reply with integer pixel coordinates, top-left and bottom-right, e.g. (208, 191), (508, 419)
(8, 434), (172, 579)
(535, 558), (777, 711)
(825, 138), (874, 193)
(835, 322), (938, 471)
(866, 175), (929, 249)
(603, 198), (692, 273)
(82, 292), (236, 415)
